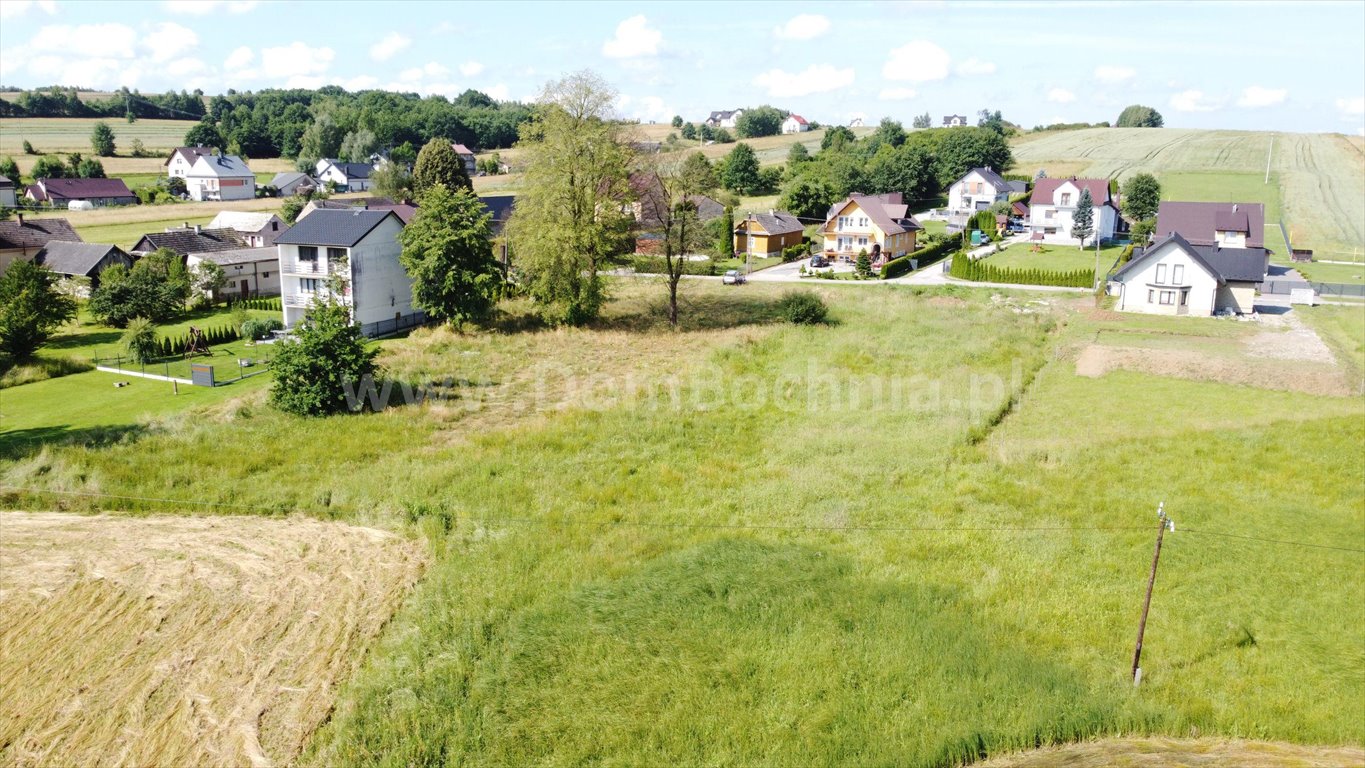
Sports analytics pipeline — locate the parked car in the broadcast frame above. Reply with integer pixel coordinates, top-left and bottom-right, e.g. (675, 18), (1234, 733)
(722, 269), (746, 285)
(809, 254), (829, 268)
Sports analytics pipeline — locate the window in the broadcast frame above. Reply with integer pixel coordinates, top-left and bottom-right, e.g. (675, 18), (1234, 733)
(1155, 264), (1167, 283)
(1159, 291), (1174, 305)
(262, 272), (270, 278)
(1060, 193), (1071, 206)
(1147, 289), (1154, 303)
(858, 217), (868, 227)
(858, 237), (868, 246)
(327, 247), (346, 261)
(298, 246), (318, 261)
(300, 278), (319, 293)
(1172, 264), (1185, 284)
(838, 216), (848, 229)
(1045, 209), (1055, 220)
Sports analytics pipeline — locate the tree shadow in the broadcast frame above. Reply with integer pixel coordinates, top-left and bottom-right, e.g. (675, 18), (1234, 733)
(45, 329), (124, 351)
(0, 423), (146, 462)
(592, 292), (785, 333)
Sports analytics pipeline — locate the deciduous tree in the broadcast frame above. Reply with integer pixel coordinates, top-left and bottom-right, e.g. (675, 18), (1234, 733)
(91, 121), (116, 156)
(720, 142), (761, 195)
(0, 260), (76, 361)
(1121, 172), (1161, 222)
(735, 106), (783, 138)
(269, 300), (379, 416)
(184, 121), (225, 151)
(398, 183), (502, 325)
(1116, 105), (1163, 128)
(412, 138), (473, 197)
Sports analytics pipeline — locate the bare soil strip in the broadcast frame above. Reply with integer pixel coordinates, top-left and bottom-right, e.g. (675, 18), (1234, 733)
(975, 736), (1365, 767)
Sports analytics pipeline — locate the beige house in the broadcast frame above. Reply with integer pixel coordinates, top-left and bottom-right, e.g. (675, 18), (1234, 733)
(1109, 233), (1267, 316)
(734, 211), (804, 258)
(820, 193), (922, 264)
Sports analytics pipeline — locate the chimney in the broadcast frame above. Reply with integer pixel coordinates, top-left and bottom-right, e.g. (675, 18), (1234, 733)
(16, 212), (23, 226)
(183, 221), (190, 229)
(194, 224), (201, 234)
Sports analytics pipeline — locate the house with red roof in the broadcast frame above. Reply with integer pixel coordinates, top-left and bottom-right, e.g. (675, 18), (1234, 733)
(1027, 176), (1120, 244)
(25, 178), (135, 208)
(782, 114), (809, 134)
(451, 143), (478, 176)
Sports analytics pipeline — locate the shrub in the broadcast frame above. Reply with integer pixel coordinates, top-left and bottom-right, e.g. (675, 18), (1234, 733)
(776, 291), (828, 325)
(241, 317), (284, 340)
(948, 252), (1092, 288)
(879, 232), (963, 279)
(782, 242), (808, 262)
(122, 317), (160, 363)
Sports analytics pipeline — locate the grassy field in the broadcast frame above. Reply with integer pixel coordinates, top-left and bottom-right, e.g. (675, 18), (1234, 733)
(979, 737), (1365, 767)
(1011, 128), (1364, 262)
(2, 281), (1362, 766)
(0, 117), (196, 156)
(984, 243), (1128, 278)
(0, 511), (425, 767)
(1293, 261), (1365, 285)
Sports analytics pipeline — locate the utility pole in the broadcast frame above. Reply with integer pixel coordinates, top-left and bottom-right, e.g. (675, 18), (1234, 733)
(1132, 501), (1174, 686)
(1264, 135), (1274, 184)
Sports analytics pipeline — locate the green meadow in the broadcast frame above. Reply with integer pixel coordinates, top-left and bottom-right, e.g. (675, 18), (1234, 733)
(3, 282), (1362, 766)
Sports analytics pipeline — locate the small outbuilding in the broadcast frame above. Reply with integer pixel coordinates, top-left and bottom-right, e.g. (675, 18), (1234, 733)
(33, 240), (133, 292)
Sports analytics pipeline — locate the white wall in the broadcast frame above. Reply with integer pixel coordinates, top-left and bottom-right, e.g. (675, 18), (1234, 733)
(1029, 201), (1117, 241)
(167, 154), (195, 178)
(349, 216), (413, 326)
(189, 255), (281, 298)
(186, 175), (255, 202)
(1116, 244), (1219, 316)
(948, 171), (1008, 212)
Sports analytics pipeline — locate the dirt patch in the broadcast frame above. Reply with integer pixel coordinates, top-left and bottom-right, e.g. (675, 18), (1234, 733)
(1245, 311), (1339, 364)
(0, 512), (426, 768)
(976, 736), (1365, 767)
(1075, 344), (1356, 397)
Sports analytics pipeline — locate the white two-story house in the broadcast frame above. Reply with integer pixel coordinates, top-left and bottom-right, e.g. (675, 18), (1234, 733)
(947, 167), (1012, 213)
(165, 146), (214, 179)
(274, 209), (418, 335)
(821, 192), (923, 264)
(1028, 177), (1119, 244)
(704, 109), (744, 129)
(1109, 232), (1268, 316)
(185, 153), (256, 201)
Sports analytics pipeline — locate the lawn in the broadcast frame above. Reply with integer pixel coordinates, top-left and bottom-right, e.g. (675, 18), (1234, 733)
(3, 281), (1361, 766)
(72, 214), (214, 249)
(984, 242), (1128, 277)
(713, 255), (783, 272)
(1290, 261), (1365, 285)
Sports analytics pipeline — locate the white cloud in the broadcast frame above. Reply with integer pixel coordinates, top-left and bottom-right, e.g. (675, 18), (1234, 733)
(29, 23), (138, 59)
(956, 57), (996, 76)
(883, 40), (950, 82)
(0, 0), (57, 20)
(773, 14), (830, 40)
(1236, 85), (1287, 108)
(1046, 87), (1076, 104)
(142, 22), (198, 63)
(399, 61), (449, 81)
(224, 45), (253, 70)
(602, 15), (662, 59)
(486, 83), (510, 101)
(1335, 96), (1364, 115)
(162, 0), (258, 15)
(1170, 89), (1223, 112)
(342, 75), (380, 91)
(1094, 65), (1135, 83)
(459, 61), (484, 77)
(878, 87), (918, 101)
(164, 57), (207, 77)
(618, 94), (672, 123)
(369, 32), (410, 62)
(753, 64), (854, 98)
(259, 42), (334, 78)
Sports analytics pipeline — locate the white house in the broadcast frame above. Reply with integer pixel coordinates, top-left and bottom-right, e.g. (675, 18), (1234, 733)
(185, 153), (256, 202)
(942, 114), (967, 127)
(165, 146), (214, 179)
(207, 211), (288, 247)
(315, 160), (375, 192)
(782, 114), (809, 134)
(1027, 177), (1119, 243)
(274, 209), (416, 334)
(187, 246), (281, 301)
(1109, 232), (1268, 316)
(947, 167), (1012, 213)
(704, 109), (744, 129)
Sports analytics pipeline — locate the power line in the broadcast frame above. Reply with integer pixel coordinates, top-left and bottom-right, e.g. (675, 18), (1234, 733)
(1180, 527), (1365, 555)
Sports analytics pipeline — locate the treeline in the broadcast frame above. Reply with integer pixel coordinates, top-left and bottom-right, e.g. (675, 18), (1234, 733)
(777, 120), (1014, 219)
(0, 86), (207, 120)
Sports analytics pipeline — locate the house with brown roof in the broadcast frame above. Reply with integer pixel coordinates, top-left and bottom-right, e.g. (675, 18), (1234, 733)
(34, 241), (133, 292)
(0, 214), (82, 274)
(130, 225), (249, 256)
(166, 146), (215, 179)
(1154, 201), (1267, 250)
(1027, 177), (1120, 243)
(734, 211), (804, 258)
(947, 167), (1013, 214)
(821, 192), (923, 264)
(451, 143), (478, 176)
(25, 178), (135, 208)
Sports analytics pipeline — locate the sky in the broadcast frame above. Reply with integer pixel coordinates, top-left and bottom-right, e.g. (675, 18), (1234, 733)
(1, 0), (1362, 134)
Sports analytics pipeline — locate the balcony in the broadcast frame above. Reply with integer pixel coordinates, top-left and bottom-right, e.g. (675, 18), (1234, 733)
(281, 258), (332, 276)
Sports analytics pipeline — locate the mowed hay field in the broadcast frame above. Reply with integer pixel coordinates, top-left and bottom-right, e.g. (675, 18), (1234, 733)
(1011, 128), (1365, 261)
(0, 512), (425, 768)
(3, 282), (1363, 766)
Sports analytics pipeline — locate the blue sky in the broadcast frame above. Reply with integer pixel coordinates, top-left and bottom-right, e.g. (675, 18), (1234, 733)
(1, 0), (1362, 134)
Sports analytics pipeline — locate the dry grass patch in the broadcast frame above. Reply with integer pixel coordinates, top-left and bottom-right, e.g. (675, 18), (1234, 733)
(0, 512), (425, 768)
(976, 737), (1365, 767)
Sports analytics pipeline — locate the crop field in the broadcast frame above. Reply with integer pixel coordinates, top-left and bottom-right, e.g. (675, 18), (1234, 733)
(0, 118), (197, 156)
(1011, 128), (1365, 262)
(3, 281), (1362, 766)
(0, 512), (425, 768)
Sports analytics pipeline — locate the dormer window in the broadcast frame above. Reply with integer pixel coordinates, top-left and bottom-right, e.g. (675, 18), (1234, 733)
(1060, 193), (1072, 206)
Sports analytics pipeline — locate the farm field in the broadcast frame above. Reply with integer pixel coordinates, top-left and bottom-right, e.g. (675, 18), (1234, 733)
(0, 511), (425, 768)
(983, 242), (1127, 278)
(3, 282), (1362, 766)
(0, 117), (196, 155)
(1011, 128), (1365, 262)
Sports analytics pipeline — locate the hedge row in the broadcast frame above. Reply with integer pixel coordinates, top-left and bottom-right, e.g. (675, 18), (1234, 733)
(949, 252), (1093, 287)
(157, 324), (241, 357)
(232, 296), (282, 311)
(880, 232), (965, 279)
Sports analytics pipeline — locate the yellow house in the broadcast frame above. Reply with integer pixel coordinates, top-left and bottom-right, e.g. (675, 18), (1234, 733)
(733, 211), (805, 258)
(821, 193), (923, 263)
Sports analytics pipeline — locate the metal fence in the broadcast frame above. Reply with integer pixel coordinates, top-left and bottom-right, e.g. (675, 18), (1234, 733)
(1261, 280), (1365, 298)
(359, 310), (430, 338)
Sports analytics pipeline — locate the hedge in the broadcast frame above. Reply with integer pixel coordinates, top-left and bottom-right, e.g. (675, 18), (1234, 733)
(949, 252), (1093, 288)
(157, 323), (242, 357)
(880, 232), (964, 279)
(232, 296), (282, 311)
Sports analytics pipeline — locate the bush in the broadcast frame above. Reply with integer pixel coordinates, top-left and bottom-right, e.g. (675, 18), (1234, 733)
(776, 291), (828, 325)
(122, 317), (160, 363)
(782, 242), (808, 262)
(879, 232), (963, 279)
(241, 317), (284, 340)
(948, 252), (1092, 287)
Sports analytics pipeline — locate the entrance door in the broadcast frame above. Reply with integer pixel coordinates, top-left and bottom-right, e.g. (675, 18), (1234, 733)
(239, 280), (249, 299)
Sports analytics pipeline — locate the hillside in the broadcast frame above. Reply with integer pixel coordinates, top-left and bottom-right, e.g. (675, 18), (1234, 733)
(1011, 128), (1365, 262)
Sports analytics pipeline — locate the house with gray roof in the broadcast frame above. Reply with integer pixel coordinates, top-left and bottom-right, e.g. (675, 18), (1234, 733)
(186, 153), (256, 201)
(947, 167), (1014, 214)
(208, 211), (288, 247)
(33, 241), (132, 291)
(186, 246), (280, 300)
(704, 109), (744, 129)
(315, 159), (375, 192)
(269, 171), (318, 197)
(0, 174), (16, 208)
(131, 225), (249, 256)
(274, 208), (415, 334)
(0, 214), (82, 275)
(734, 210), (804, 259)
(1109, 232), (1268, 316)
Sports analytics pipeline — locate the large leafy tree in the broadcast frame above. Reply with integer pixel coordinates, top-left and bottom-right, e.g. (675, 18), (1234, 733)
(270, 300), (379, 416)
(1116, 105), (1164, 128)
(912, 112), (932, 129)
(720, 142), (761, 195)
(735, 106), (784, 138)
(866, 143), (935, 202)
(87, 249), (191, 326)
(506, 70), (634, 325)
(678, 151), (716, 192)
(779, 176), (837, 220)
(787, 141), (810, 169)
(412, 138), (472, 197)
(0, 260), (76, 362)
(398, 183), (502, 325)
(90, 121), (116, 156)
(870, 118), (906, 150)
(340, 129), (379, 163)
(1121, 172), (1162, 222)
(0, 155), (18, 179)
(1072, 188), (1094, 248)
(183, 121), (225, 151)
(821, 126), (856, 152)
(932, 127), (1013, 187)
(30, 155), (67, 179)
(977, 109), (1007, 135)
